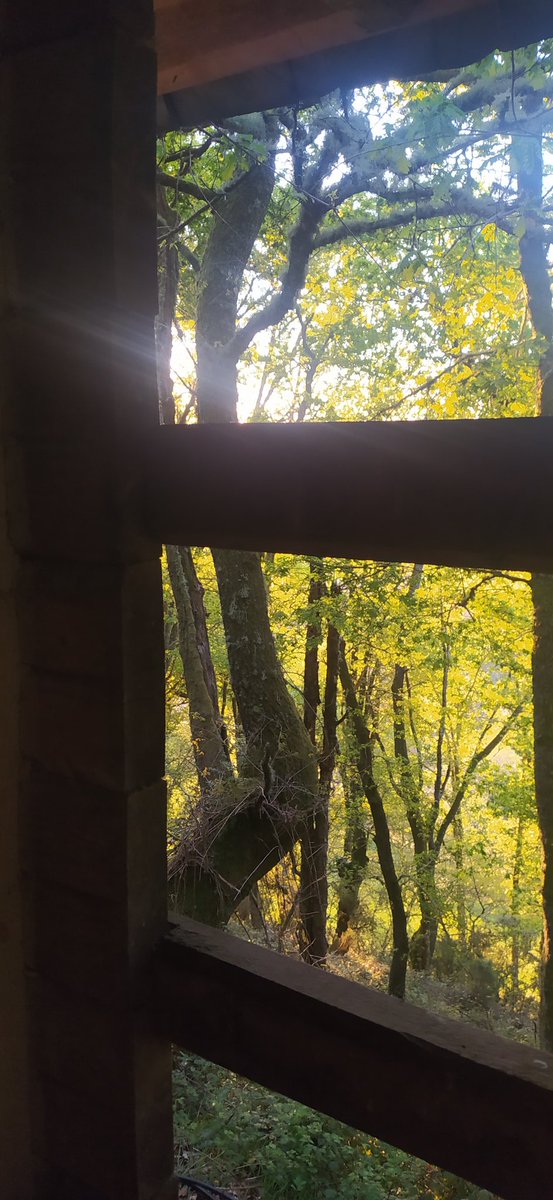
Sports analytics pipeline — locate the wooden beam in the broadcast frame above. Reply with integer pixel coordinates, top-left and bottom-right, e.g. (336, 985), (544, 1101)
(156, 0), (377, 96)
(154, 917), (553, 1200)
(141, 419), (553, 572)
(3, 3), (175, 1195)
(156, 0), (553, 127)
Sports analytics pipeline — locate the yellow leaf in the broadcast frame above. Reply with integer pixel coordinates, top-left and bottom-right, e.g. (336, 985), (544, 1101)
(482, 223), (497, 243)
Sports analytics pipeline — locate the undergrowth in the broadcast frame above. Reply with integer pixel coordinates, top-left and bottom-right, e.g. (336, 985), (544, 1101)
(173, 1053), (495, 1200)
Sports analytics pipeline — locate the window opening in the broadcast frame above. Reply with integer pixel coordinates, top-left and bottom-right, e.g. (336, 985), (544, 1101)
(155, 37), (553, 1197)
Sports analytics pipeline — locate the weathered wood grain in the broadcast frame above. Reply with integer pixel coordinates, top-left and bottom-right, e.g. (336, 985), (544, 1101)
(154, 916), (553, 1200)
(156, 0), (553, 125)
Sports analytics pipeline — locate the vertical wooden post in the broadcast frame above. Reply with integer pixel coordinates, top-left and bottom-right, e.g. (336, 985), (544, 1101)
(1, 4), (174, 1197)
(0, 242), (31, 1198)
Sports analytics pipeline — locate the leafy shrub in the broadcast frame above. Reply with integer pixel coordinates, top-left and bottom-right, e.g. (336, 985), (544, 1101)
(173, 1054), (495, 1200)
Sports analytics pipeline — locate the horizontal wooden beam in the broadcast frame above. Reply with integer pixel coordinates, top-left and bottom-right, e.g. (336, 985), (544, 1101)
(156, 0), (376, 97)
(142, 419), (553, 571)
(154, 917), (553, 1200)
(156, 0), (553, 125)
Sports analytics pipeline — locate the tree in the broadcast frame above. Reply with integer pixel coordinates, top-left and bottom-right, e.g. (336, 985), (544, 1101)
(326, 562), (531, 993)
(158, 46), (551, 987)
(339, 634), (410, 997)
(512, 71), (553, 1049)
(298, 563), (339, 965)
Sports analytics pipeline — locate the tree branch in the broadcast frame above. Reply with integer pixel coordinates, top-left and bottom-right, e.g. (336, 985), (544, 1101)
(435, 704), (524, 852)
(178, 245), (201, 273)
(228, 195), (328, 362)
(313, 190), (516, 250)
(162, 135), (213, 167)
(157, 171), (220, 202)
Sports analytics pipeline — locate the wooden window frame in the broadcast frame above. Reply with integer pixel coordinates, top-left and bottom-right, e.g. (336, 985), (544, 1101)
(142, 412), (553, 1198)
(149, 14), (553, 1174)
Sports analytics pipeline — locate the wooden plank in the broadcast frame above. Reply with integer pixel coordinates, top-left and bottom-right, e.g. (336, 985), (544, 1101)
(142, 419), (553, 572)
(155, 0), (481, 96)
(0, 281), (32, 1200)
(154, 916), (553, 1200)
(3, 3), (175, 1196)
(156, 0), (553, 127)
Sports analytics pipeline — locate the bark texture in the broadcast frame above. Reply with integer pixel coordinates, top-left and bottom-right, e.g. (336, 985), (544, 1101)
(195, 116), (279, 422)
(515, 109), (553, 1050)
(180, 546), (230, 758)
(299, 577), (337, 964)
(166, 544), (231, 791)
(299, 564), (327, 963)
(173, 115), (319, 921)
(392, 658), (438, 971)
(334, 767), (368, 944)
(339, 639), (409, 998)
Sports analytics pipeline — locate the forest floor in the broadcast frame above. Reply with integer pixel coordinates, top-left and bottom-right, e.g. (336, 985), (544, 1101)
(330, 943), (538, 1046)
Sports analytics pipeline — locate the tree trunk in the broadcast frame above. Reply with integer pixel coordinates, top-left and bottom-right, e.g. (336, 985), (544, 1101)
(302, 561), (323, 745)
(180, 547), (230, 759)
(533, 574), (553, 1047)
(166, 544), (231, 791)
(515, 112), (553, 1050)
(339, 639), (409, 998)
(299, 616), (338, 963)
(333, 766), (368, 945)
(156, 185), (232, 802)
(195, 117), (279, 423)
(183, 118), (319, 921)
(453, 815), (467, 951)
(299, 563), (328, 964)
(158, 130), (318, 922)
(391, 658), (435, 971)
(173, 542), (319, 924)
(409, 853), (439, 972)
(511, 812), (524, 1001)
(299, 794), (329, 966)
(213, 547), (318, 802)
(155, 186), (179, 426)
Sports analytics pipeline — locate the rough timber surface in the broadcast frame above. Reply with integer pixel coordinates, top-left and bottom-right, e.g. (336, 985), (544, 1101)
(2, 1), (174, 1195)
(154, 916), (553, 1200)
(156, 0), (553, 127)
